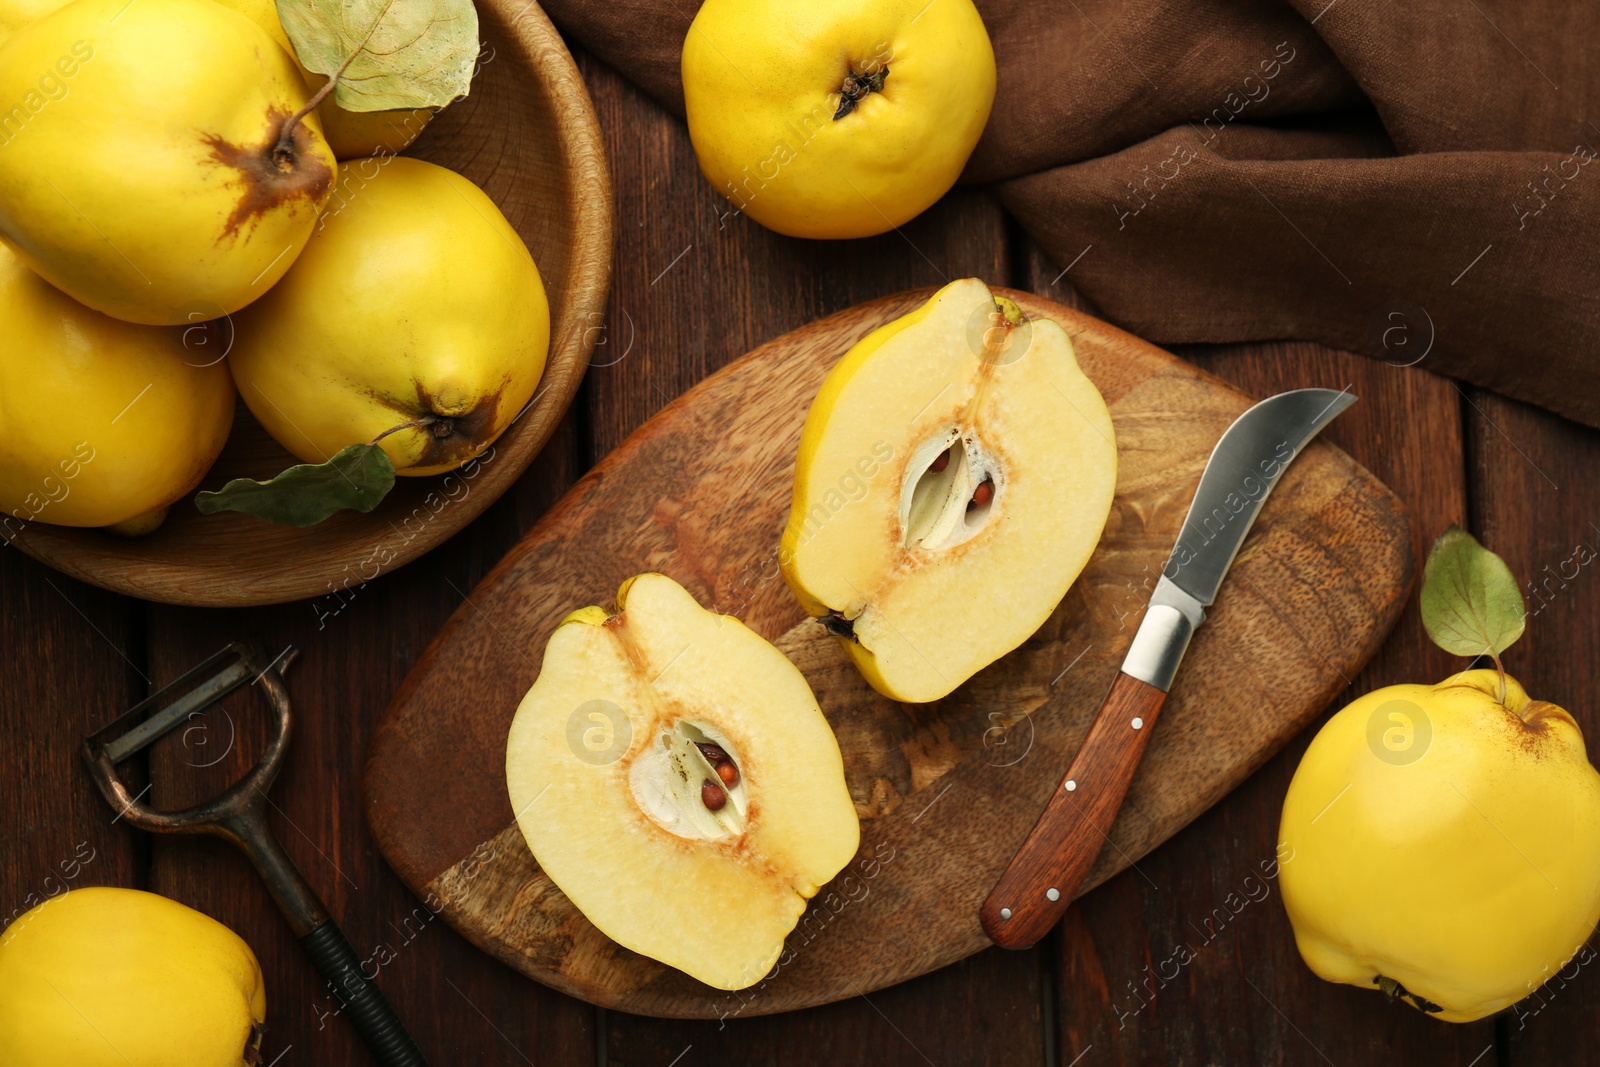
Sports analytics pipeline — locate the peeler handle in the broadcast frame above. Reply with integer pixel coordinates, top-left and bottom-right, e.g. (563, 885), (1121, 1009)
(302, 921), (432, 1066)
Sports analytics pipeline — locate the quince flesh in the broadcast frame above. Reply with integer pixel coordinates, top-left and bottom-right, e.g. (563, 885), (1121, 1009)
(781, 279), (1117, 703)
(506, 573), (860, 990)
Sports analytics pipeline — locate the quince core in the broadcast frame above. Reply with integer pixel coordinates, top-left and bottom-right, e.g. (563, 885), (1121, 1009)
(505, 573), (860, 990)
(781, 279), (1117, 703)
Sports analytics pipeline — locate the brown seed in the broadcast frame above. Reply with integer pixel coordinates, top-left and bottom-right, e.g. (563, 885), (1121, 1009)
(717, 760), (740, 788)
(701, 779), (727, 811)
(695, 742), (729, 765)
(971, 478), (995, 508)
(930, 450), (950, 473)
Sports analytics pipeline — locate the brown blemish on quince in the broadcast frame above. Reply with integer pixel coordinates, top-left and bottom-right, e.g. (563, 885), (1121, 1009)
(410, 381), (509, 471)
(1513, 699), (1578, 757)
(363, 379), (511, 473)
(202, 106), (333, 243)
(1520, 700), (1572, 729)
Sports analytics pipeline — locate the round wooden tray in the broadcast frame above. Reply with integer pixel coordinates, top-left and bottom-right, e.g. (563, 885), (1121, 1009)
(9, 0), (613, 607)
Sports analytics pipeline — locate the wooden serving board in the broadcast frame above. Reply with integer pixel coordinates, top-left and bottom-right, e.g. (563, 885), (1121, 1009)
(364, 289), (1413, 1019)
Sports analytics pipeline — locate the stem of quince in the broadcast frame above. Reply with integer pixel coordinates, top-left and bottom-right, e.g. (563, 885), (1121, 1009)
(271, 78), (339, 168)
(1491, 650), (1507, 706)
(243, 1020), (266, 1064)
(271, 38), (370, 166)
(833, 67), (889, 120)
(368, 415), (439, 446)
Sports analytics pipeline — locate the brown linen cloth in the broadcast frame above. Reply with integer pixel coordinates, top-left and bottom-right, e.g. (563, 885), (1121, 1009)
(541, 0), (1600, 429)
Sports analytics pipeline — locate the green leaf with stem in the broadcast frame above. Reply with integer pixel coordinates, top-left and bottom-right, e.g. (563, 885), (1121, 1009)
(1420, 524), (1527, 703)
(195, 443), (396, 527)
(275, 0), (480, 114)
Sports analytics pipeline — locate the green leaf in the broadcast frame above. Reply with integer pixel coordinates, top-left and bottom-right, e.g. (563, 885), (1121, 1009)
(195, 444), (396, 527)
(1420, 524), (1527, 661)
(275, 0), (480, 113)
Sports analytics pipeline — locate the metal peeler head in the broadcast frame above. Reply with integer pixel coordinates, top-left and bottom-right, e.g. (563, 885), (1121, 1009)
(81, 641), (299, 837)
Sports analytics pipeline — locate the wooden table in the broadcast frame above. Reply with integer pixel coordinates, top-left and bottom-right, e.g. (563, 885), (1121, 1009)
(5, 42), (1597, 1067)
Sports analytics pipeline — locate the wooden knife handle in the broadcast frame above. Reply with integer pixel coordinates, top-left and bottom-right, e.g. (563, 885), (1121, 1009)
(981, 671), (1167, 949)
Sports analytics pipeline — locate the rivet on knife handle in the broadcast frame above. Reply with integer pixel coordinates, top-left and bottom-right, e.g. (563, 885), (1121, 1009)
(980, 388), (1357, 950)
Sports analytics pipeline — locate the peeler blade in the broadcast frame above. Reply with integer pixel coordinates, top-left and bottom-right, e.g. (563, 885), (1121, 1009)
(84, 642), (295, 765)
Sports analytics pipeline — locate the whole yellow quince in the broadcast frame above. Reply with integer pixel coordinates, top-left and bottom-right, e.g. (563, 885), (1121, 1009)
(682, 0), (996, 239)
(0, 245), (234, 533)
(228, 156), (549, 477)
(0, 887), (266, 1066)
(0, 0), (335, 325)
(1280, 669), (1600, 1021)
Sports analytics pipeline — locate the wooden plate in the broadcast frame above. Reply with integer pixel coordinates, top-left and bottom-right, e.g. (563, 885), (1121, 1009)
(9, 0), (613, 607)
(364, 289), (1415, 1018)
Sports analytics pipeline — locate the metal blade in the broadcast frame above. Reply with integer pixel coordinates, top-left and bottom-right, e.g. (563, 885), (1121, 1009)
(1163, 388), (1356, 607)
(1118, 388), (1356, 692)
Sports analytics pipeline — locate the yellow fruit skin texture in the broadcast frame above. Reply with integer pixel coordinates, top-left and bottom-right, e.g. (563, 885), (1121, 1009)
(1279, 670), (1600, 1022)
(210, 0), (432, 159)
(0, 887), (265, 1066)
(682, 0), (995, 239)
(0, 0), (61, 41)
(0, 0), (335, 325)
(0, 0), (430, 158)
(228, 156), (549, 477)
(0, 245), (234, 528)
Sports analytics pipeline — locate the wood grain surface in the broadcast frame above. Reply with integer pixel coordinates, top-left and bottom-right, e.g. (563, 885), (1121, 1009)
(363, 287), (1413, 1017)
(5, 0), (613, 608)
(4, 27), (1598, 1067)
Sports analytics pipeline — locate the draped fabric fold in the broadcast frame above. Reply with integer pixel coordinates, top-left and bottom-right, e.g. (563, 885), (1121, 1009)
(541, 0), (1600, 428)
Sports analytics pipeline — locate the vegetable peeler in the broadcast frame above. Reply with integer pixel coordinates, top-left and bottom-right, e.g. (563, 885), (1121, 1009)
(81, 641), (431, 1067)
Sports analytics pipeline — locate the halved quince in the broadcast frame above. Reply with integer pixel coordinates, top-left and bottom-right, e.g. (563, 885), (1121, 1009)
(781, 279), (1117, 703)
(505, 573), (860, 990)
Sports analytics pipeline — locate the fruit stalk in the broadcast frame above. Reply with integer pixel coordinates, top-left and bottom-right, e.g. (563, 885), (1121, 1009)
(273, 75), (340, 165)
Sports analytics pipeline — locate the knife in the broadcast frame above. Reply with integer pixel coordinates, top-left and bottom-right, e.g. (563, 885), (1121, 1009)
(980, 387), (1357, 949)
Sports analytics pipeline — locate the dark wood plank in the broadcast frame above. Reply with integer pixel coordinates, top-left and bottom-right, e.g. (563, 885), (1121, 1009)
(604, 945), (1047, 1067)
(577, 50), (1046, 1067)
(0, 555), (142, 936)
(1030, 243), (1496, 1063)
(1467, 391), (1600, 1065)
(143, 414), (594, 1066)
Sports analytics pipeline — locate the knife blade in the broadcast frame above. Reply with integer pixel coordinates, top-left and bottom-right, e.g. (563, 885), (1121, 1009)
(980, 387), (1357, 949)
